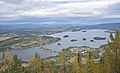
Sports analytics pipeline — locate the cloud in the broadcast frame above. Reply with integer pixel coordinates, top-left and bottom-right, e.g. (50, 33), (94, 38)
(0, 0), (120, 25)
(104, 1), (120, 18)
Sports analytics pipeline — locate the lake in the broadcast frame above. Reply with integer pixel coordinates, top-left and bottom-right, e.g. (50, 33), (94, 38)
(0, 29), (114, 61)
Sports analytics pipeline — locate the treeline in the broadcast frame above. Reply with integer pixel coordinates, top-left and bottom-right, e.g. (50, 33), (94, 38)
(0, 30), (120, 73)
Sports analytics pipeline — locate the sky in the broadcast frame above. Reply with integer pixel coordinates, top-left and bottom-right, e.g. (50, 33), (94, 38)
(0, 0), (120, 25)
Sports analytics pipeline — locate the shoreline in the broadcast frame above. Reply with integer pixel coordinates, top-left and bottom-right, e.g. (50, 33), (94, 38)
(20, 44), (108, 62)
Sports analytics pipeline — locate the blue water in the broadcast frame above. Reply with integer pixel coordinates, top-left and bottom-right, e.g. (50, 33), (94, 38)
(0, 29), (114, 61)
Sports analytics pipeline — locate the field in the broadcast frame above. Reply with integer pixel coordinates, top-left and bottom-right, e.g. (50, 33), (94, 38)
(0, 37), (11, 42)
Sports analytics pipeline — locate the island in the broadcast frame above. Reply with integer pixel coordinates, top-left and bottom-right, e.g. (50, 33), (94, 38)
(63, 35), (69, 38)
(82, 30), (87, 32)
(57, 43), (61, 45)
(71, 39), (77, 42)
(93, 37), (106, 40)
(90, 40), (95, 42)
(104, 30), (115, 33)
(83, 38), (87, 41)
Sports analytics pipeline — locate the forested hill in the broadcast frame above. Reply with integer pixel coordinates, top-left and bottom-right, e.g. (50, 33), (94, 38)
(0, 23), (120, 32)
(80, 23), (120, 30)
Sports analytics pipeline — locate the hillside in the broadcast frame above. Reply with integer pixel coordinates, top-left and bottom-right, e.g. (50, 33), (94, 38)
(80, 23), (120, 30)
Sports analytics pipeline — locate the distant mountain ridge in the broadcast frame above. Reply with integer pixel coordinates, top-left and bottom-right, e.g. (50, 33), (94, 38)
(80, 23), (120, 30)
(0, 23), (120, 31)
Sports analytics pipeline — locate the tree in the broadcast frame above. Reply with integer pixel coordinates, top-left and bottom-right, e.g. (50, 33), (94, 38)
(103, 29), (120, 73)
(1, 54), (25, 73)
(58, 51), (66, 73)
(2, 49), (9, 64)
(86, 51), (99, 73)
(0, 49), (10, 73)
(77, 52), (82, 63)
(75, 52), (84, 73)
(29, 53), (44, 73)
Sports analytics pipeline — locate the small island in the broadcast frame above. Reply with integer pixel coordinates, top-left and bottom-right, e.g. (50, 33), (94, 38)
(43, 48), (52, 52)
(82, 30), (87, 32)
(104, 30), (115, 33)
(71, 39), (77, 42)
(57, 43), (61, 45)
(93, 37), (106, 40)
(83, 38), (87, 41)
(90, 40), (95, 42)
(63, 35), (69, 38)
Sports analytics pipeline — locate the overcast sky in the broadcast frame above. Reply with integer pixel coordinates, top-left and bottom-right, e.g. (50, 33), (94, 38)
(0, 0), (120, 25)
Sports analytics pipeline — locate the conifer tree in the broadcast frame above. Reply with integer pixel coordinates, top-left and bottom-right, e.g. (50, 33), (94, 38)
(1, 54), (25, 73)
(2, 49), (9, 64)
(75, 52), (84, 73)
(86, 51), (96, 73)
(103, 29), (120, 73)
(29, 53), (44, 73)
(58, 51), (66, 73)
